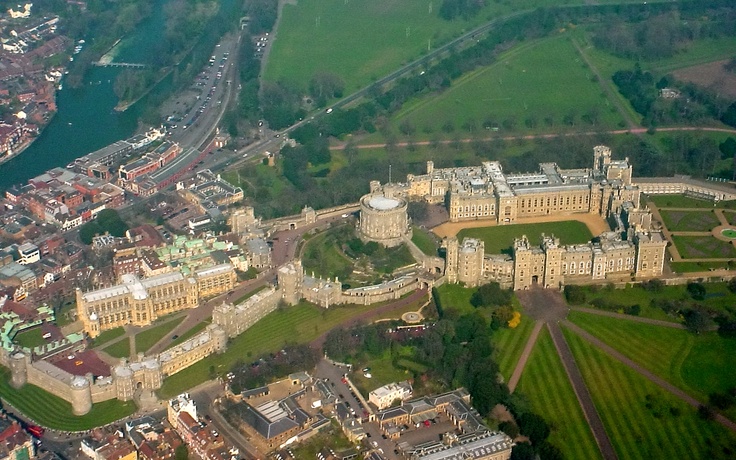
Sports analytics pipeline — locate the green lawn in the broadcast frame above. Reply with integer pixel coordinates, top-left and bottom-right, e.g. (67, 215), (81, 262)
(563, 327), (736, 460)
(458, 221), (593, 255)
(0, 369), (136, 431)
(572, 284), (680, 322)
(569, 311), (736, 411)
(647, 195), (736, 210)
(135, 317), (185, 354)
(518, 328), (602, 460)
(659, 210), (720, 232)
(433, 284), (476, 316)
(91, 327), (125, 348)
(670, 261), (734, 273)
(103, 337), (131, 359)
(492, 312), (535, 382)
(159, 299), (413, 398)
(385, 35), (624, 140)
(13, 328), (47, 349)
(671, 235), (736, 259)
(351, 349), (414, 398)
(265, 0), (601, 93)
(411, 226), (439, 256)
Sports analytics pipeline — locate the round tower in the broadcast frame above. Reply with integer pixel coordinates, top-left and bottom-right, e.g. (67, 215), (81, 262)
(70, 376), (92, 415)
(9, 351), (27, 389)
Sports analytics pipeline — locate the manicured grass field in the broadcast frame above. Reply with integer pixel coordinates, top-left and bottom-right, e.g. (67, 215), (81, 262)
(670, 261), (733, 273)
(411, 226), (439, 256)
(135, 317), (184, 354)
(492, 312), (535, 382)
(563, 328), (736, 460)
(433, 284), (476, 316)
(569, 311), (736, 408)
(458, 221), (592, 254)
(159, 299), (412, 398)
(103, 337), (131, 359)
(659, 209), (720, 232)
(0, 369), (135, 431)
(13, 328), (47, 349)
(647, 194), (736, 210)
(91, 327), (125, 348)
(387, 35), (624, 139)
(671, 235), (736, 259)
(518, 328), (602, 460)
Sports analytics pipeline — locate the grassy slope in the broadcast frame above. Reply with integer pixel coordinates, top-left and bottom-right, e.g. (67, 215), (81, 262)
(518, 328), (602, 460)
(411, 226), (439, 256)
(160, 299), (410, 398)
(563, 328), (736, 460)
(103, 337), (131, 359)
(0, 370), (135, 431)
(135, 317), (184, 354)
(457, 221), (592, 254)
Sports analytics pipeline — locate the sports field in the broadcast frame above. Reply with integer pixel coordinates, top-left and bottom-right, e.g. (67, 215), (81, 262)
(563, 328), (736, 460)
(518, 328), (602, 460)
(457, 220), (592, 254)
(0, 369), (135, 431)
(385, 35), (625, 139)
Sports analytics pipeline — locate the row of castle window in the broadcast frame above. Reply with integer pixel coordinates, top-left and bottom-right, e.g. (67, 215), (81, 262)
(97, 311), (132, 325)
(520, 194), (590, 209)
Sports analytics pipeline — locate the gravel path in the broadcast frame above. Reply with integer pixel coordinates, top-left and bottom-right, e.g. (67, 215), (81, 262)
(548, 322), (619, 460)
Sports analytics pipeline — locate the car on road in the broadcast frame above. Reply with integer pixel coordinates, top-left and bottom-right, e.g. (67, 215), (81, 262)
(326, 108), (333, 114)
(172, 335), (179, 340)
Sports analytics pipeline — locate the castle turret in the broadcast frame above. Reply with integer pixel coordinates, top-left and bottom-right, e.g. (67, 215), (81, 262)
(9, 351), (27, 389)
(278, 260), (304, 306)
(212, 326), (228, 353)
(70, 376), (92, 415)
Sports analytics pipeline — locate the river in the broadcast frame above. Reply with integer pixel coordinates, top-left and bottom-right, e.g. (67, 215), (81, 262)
(0, 0), (170, 191)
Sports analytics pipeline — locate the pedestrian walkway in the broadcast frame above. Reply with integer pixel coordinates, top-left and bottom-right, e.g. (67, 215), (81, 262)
(507, 321), (543, 393)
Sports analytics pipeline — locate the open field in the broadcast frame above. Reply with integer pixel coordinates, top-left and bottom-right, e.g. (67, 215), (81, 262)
(659, 209), (720, 232)
(647, 195), (736, 210)
(671, 235), (736, 259)
(518, 328), (602, 460)
(569, 311), (736, 413)
(136, 317), (185, 354)
(13, 328), (47, 349)
(0, 369), (136, 431)
(457, 220), (592, 254)
(563, 327), (736, 460)
(673, 60), (736, 99)
(411, 226), (439, 256)
(266, 0), (611, 93)
(381, 35), (624, 141)
(159, 298), (415, 398)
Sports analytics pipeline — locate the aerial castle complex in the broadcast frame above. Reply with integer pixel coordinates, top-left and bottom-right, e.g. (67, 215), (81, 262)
(362, 146), (668, 289)
(0, 146), (707, 417)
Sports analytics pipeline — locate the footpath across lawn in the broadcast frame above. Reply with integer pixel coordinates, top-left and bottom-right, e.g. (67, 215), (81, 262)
(518, 328), (602, 460)
(563, 327), (736, 460)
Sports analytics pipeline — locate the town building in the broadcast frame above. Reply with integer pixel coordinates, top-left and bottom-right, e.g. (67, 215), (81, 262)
(0, 418), (35, 460)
